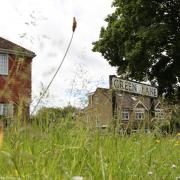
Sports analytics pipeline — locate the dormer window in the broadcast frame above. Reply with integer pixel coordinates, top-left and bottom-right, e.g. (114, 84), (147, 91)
(0, 54), (8, 75)
(0, 103), (13, 116)
(135, 108), (145, 120)
(155, 109), (164, 119)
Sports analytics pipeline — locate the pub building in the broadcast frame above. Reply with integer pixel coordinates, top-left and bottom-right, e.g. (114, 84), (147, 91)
(84, 75), (171, 130)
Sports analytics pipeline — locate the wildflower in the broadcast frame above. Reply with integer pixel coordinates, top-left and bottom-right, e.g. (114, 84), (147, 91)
(155, 139), (160, 143)
(72, 176), (83, 180)
(174, 141), (180, 146)
(172, 164), (177, 169)
(177, 133), (180, 139)
(148, 171), (153, 176)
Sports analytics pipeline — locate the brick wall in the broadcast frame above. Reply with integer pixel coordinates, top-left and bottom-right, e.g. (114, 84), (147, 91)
(0, 54), (32, 118)
(84, 88), (113, 127)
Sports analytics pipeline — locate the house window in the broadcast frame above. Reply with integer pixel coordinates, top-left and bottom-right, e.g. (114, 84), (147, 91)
(122, 109), (129, 120)
(0, 104), (3, 115)
(155, 109), (164, 119)
(0, 103), (13, 116)
(135, 108), (145, 120)
(0, 103), (7, 115)
(0, 54), (8, 75)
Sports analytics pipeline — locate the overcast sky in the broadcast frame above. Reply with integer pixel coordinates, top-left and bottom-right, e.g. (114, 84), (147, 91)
(0, 0), (116, 109)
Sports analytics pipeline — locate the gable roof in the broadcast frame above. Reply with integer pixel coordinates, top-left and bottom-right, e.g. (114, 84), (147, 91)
(87, 88), (109, 97)
(0, 37), (36, 58)
(115, 92), (151, 110)
(155, 101), (161, 109)
(134, 100), (149, 110)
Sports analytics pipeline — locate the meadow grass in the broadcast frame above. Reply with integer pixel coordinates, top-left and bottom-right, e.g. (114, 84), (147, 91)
(0, 119), (179, 180)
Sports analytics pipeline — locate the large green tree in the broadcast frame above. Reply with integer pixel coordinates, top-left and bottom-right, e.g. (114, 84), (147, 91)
(93, 0), (180, 101)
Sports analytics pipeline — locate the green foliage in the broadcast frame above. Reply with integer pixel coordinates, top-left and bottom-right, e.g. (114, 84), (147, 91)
(93, 0), (180, 101)
(32, 105), (79, 127)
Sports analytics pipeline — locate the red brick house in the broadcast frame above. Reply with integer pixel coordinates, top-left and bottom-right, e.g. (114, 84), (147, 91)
(0, 37), (36, 120)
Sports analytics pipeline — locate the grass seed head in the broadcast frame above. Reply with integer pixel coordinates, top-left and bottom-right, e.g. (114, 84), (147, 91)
(0, 122), (3, 149)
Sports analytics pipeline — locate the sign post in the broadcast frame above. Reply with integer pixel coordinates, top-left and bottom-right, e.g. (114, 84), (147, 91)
(110, 77), (158, 98)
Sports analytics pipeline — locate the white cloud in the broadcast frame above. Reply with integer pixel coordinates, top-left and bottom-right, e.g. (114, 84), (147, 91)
(0, 0), (116, 109)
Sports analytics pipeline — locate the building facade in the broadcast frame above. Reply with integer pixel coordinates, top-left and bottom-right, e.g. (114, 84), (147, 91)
(0, 37), (36, 120)
(84, 76), (171, 130)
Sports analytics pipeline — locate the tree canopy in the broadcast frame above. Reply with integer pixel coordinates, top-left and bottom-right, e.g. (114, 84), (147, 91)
(93, 0), (180, 101)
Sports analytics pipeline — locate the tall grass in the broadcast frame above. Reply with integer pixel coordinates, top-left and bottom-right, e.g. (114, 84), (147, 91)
(0, 118), (179, 179)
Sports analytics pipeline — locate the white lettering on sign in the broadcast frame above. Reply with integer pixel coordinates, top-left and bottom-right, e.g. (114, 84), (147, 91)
(111, 78), (158, 97)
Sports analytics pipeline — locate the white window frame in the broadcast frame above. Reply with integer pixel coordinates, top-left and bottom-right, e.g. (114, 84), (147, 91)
(122, 109), (129, 120)
(135, 108), (145, 120)
(0, 103), (7, 115)
(0, 54), (8, 75)
(155, 109), (164, 119)
(0, 104), (3, 115)
(0, 103), (13, 116)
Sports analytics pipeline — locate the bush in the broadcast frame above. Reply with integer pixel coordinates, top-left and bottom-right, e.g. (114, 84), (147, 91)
(31, 105), (79, 127)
